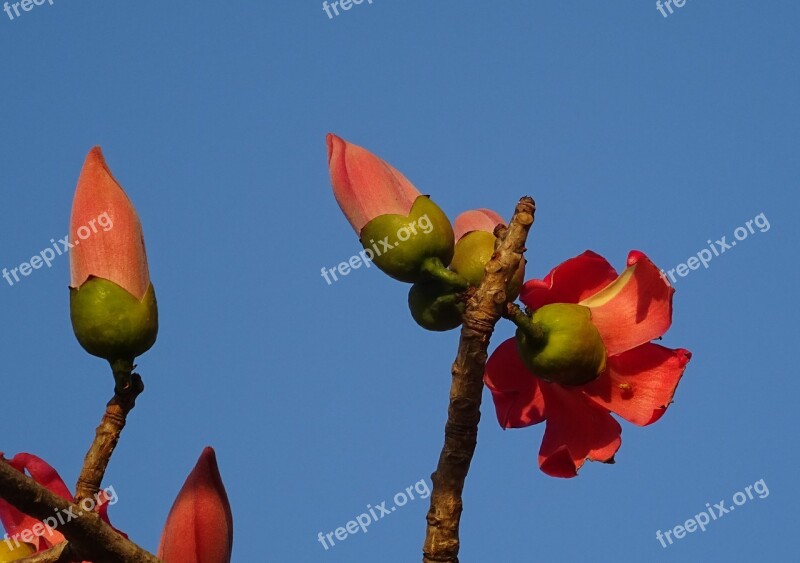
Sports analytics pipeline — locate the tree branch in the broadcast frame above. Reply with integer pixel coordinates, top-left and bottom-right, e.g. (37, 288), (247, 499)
(75, 371), (143, 503)
(16, 542), (70, 562)
(0, 459), (161, 563)
(422, 196), (535, 563)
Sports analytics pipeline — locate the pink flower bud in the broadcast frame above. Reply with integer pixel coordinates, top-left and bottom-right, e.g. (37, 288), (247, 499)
(70, 147), (150, 301)
(326, 133), (421, 234)
(453, 208), (505, 241)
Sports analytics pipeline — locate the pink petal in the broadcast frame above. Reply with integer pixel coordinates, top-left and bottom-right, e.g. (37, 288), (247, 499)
(580, 251), (674, 356)
(326, 134), (421, 234)
(520, 251), (618, 310)
(453, 209), (505, 241)
(582, 344), (692, 426)
(69, 147), (151, 300)
(158, 447), (233, 563)
(537, 384), (622, 478)
(484, 338), (546, 429)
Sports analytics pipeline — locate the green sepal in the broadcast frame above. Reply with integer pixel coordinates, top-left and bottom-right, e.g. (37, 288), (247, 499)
(515, 303), (607, 386)
(408, 282), (465, 332)
(70, 277), (158, 363)
(359, 196), (454, 283)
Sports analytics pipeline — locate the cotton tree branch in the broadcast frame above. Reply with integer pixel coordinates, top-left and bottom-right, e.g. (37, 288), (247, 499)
(0, 459), (162, 562)
(75, 368), (144, 503)
(16, 542), (70, 562)
(423, 196), (535, 563)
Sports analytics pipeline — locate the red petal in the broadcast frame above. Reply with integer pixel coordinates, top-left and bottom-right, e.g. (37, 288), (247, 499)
(326, 134), (421, 234)
(520, 251), (618, 310)
(484, 338), (546, 428)
(580, 251), (674, 355)
(453, 209), (505, 241)
(70, 147), (151, 300)
(0, 453), (72, 551)
(582, 345), (691, 426)
(538, 384), (622, 478)
(158, 447), (233, 563)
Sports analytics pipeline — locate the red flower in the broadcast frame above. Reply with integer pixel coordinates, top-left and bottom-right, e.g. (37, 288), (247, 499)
(158, 448), (233, 563)
(0, 453), (120, 558)
(484, 250), (691, 478)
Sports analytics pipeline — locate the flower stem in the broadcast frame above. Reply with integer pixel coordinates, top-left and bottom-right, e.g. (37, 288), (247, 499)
(420, 257), (470, 291)
(505, 302), (547, 347)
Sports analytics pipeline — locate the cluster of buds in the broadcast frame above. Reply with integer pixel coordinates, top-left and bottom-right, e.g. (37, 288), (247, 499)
(327, 134), (524, 331)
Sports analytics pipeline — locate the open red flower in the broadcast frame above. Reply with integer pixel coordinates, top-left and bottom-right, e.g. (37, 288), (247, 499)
(484, 250), (691, 478)
(0, 453), (120, 559)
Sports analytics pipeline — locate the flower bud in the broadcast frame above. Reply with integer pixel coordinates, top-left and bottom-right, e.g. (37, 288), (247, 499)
(158, 448), (233, 563)
(516, 304), (607, 386)
(450, 210), (524, 296)
(327, 133), (421, 235)
(408, 283), (464, 331)
(69, 147), (158, 364)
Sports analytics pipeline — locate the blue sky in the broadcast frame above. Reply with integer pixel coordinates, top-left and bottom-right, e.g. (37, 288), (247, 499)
(1, 1), (798, 561)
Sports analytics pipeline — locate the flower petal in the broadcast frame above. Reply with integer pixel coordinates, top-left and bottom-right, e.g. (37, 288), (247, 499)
(538, 384), (622, 478)
(453, 209), (505, 241)
(326, 134), (421, 234)
(520, 251), (618, 310)
(0, 453), (71, 551)
(158, 447), (233, 563)
(580, 251), (674, 355)
(484, 338), (546, 428)
(70, 147), (151, 300)
(582, 344), (691, 426)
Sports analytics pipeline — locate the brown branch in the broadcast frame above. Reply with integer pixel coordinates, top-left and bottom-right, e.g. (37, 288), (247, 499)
(75, 368), (144, 503)
(423, 196), (536, 563)
(16, 542), (70, 562)
(0, 459), (161, 562)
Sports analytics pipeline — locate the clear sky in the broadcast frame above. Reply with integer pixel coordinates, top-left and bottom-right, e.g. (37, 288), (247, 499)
(1, 1), (798, 561)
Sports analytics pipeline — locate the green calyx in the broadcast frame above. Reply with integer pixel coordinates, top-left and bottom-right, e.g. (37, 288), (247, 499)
(70, 277), (159, 366)
(408, 282), (465, 332)
(359, 196), (455, 283)
(514, 303), (607, 386)
(450, 230), (525, 298)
